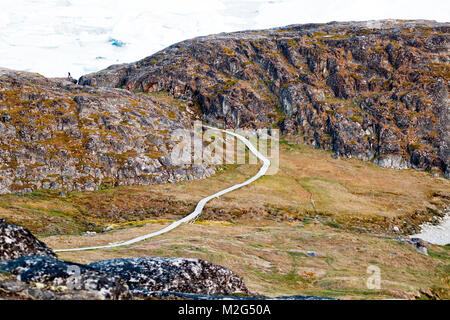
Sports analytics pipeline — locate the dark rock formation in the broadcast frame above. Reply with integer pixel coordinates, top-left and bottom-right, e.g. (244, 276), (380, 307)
(0, 256), (131, 299)
(87, 257), (249, 296)
(0, 221), (248, 299)
(396, 236), (429, 255)
(0, 68), (214, 194)
(0, 275), (122, 300)
(80, 20), (449, 175)
(0, 220), (56, 263)
(0, 255), (249, 299)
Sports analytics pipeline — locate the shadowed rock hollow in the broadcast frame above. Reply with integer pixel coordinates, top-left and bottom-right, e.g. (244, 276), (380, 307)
(80, 20), (450, 177)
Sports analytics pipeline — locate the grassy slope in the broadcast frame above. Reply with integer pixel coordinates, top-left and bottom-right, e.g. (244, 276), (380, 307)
(0, 138), (449, 299)
(43, 220), (449, 299)
(1, 137), (448, 235)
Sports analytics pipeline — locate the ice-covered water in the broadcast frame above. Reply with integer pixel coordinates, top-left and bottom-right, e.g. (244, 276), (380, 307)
(411, 214), (450, 245)
(1, 0), (448, 78)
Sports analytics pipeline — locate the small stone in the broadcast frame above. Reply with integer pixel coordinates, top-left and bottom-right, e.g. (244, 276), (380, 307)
(416, 246), (428, 255)
(410, 238), (428, 255)
(306, 251), (317, 258)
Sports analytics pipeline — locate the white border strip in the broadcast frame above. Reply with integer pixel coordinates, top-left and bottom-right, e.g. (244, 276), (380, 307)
(54, 125), (270, 252)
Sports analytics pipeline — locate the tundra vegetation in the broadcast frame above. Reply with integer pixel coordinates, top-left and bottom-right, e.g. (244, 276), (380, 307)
(0, 20), (449, 299)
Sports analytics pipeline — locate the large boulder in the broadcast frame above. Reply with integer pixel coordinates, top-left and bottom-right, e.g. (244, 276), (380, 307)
(0, 256), (131, 300)
(0, 220), (56, 263)
(0, 255), (250, 299)
(0, 68), (215, 195)
(87, 257), (249, 296)
(0, 222), (250, 299)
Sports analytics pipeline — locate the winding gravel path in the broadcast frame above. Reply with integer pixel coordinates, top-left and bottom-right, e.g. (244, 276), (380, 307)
(55, 125), (271, 252)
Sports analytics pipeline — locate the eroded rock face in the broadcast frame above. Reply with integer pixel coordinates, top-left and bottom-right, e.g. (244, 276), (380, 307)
(0, 220), (56, 263)
(0, 68), (215, 194)
(0, 256), (131, 300)
(87, 257), (249, 296)
(80, 20), (449, 175)
(374, 155), (411, 170)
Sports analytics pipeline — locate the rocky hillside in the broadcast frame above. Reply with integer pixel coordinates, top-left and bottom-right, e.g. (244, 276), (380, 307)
(80, 20), (450, 177)
(0, 68), (214, 194)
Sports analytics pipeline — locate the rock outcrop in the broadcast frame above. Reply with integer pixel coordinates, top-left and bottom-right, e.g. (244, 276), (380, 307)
(0, 255), (249, 299)
(87, 257), (249, 296)
(0, 220), (56, 263)
(80, 20), (450, 175)
(0, 68), (214, 194)
(0, 274), (124, 300)
(0, 256), (132, 300)
(0, 222), (249, 299)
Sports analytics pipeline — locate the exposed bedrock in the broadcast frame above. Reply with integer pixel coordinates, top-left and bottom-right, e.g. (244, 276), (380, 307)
(80, 20), (450, 175)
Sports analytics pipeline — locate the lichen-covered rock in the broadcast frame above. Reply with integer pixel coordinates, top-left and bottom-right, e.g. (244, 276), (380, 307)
(79, 20), (449, 176)
(87, 257), (249, 296)
(0, 68), (215, 194)
(374, 155), (411, 170)
(0, 255), (249, 299)
(0, 256), (131, 299)
(0, 273), (124, 300)
(0, 220), (56, 263)
(0, 222), (250, 299)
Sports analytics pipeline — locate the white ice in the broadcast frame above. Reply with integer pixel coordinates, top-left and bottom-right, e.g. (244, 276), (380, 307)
(411, 214), (450, 245)
(0, 0), (448, 79)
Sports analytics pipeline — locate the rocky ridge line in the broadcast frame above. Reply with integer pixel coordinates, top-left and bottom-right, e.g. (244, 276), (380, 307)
(0, 68), (214, 194)
(79, 20), (450, 177)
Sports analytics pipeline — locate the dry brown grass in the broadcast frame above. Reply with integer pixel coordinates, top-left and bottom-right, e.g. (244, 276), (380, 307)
(0, 139), (448, 236)
(44, 219), (449, 299)
(1, 138), (449, 299)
